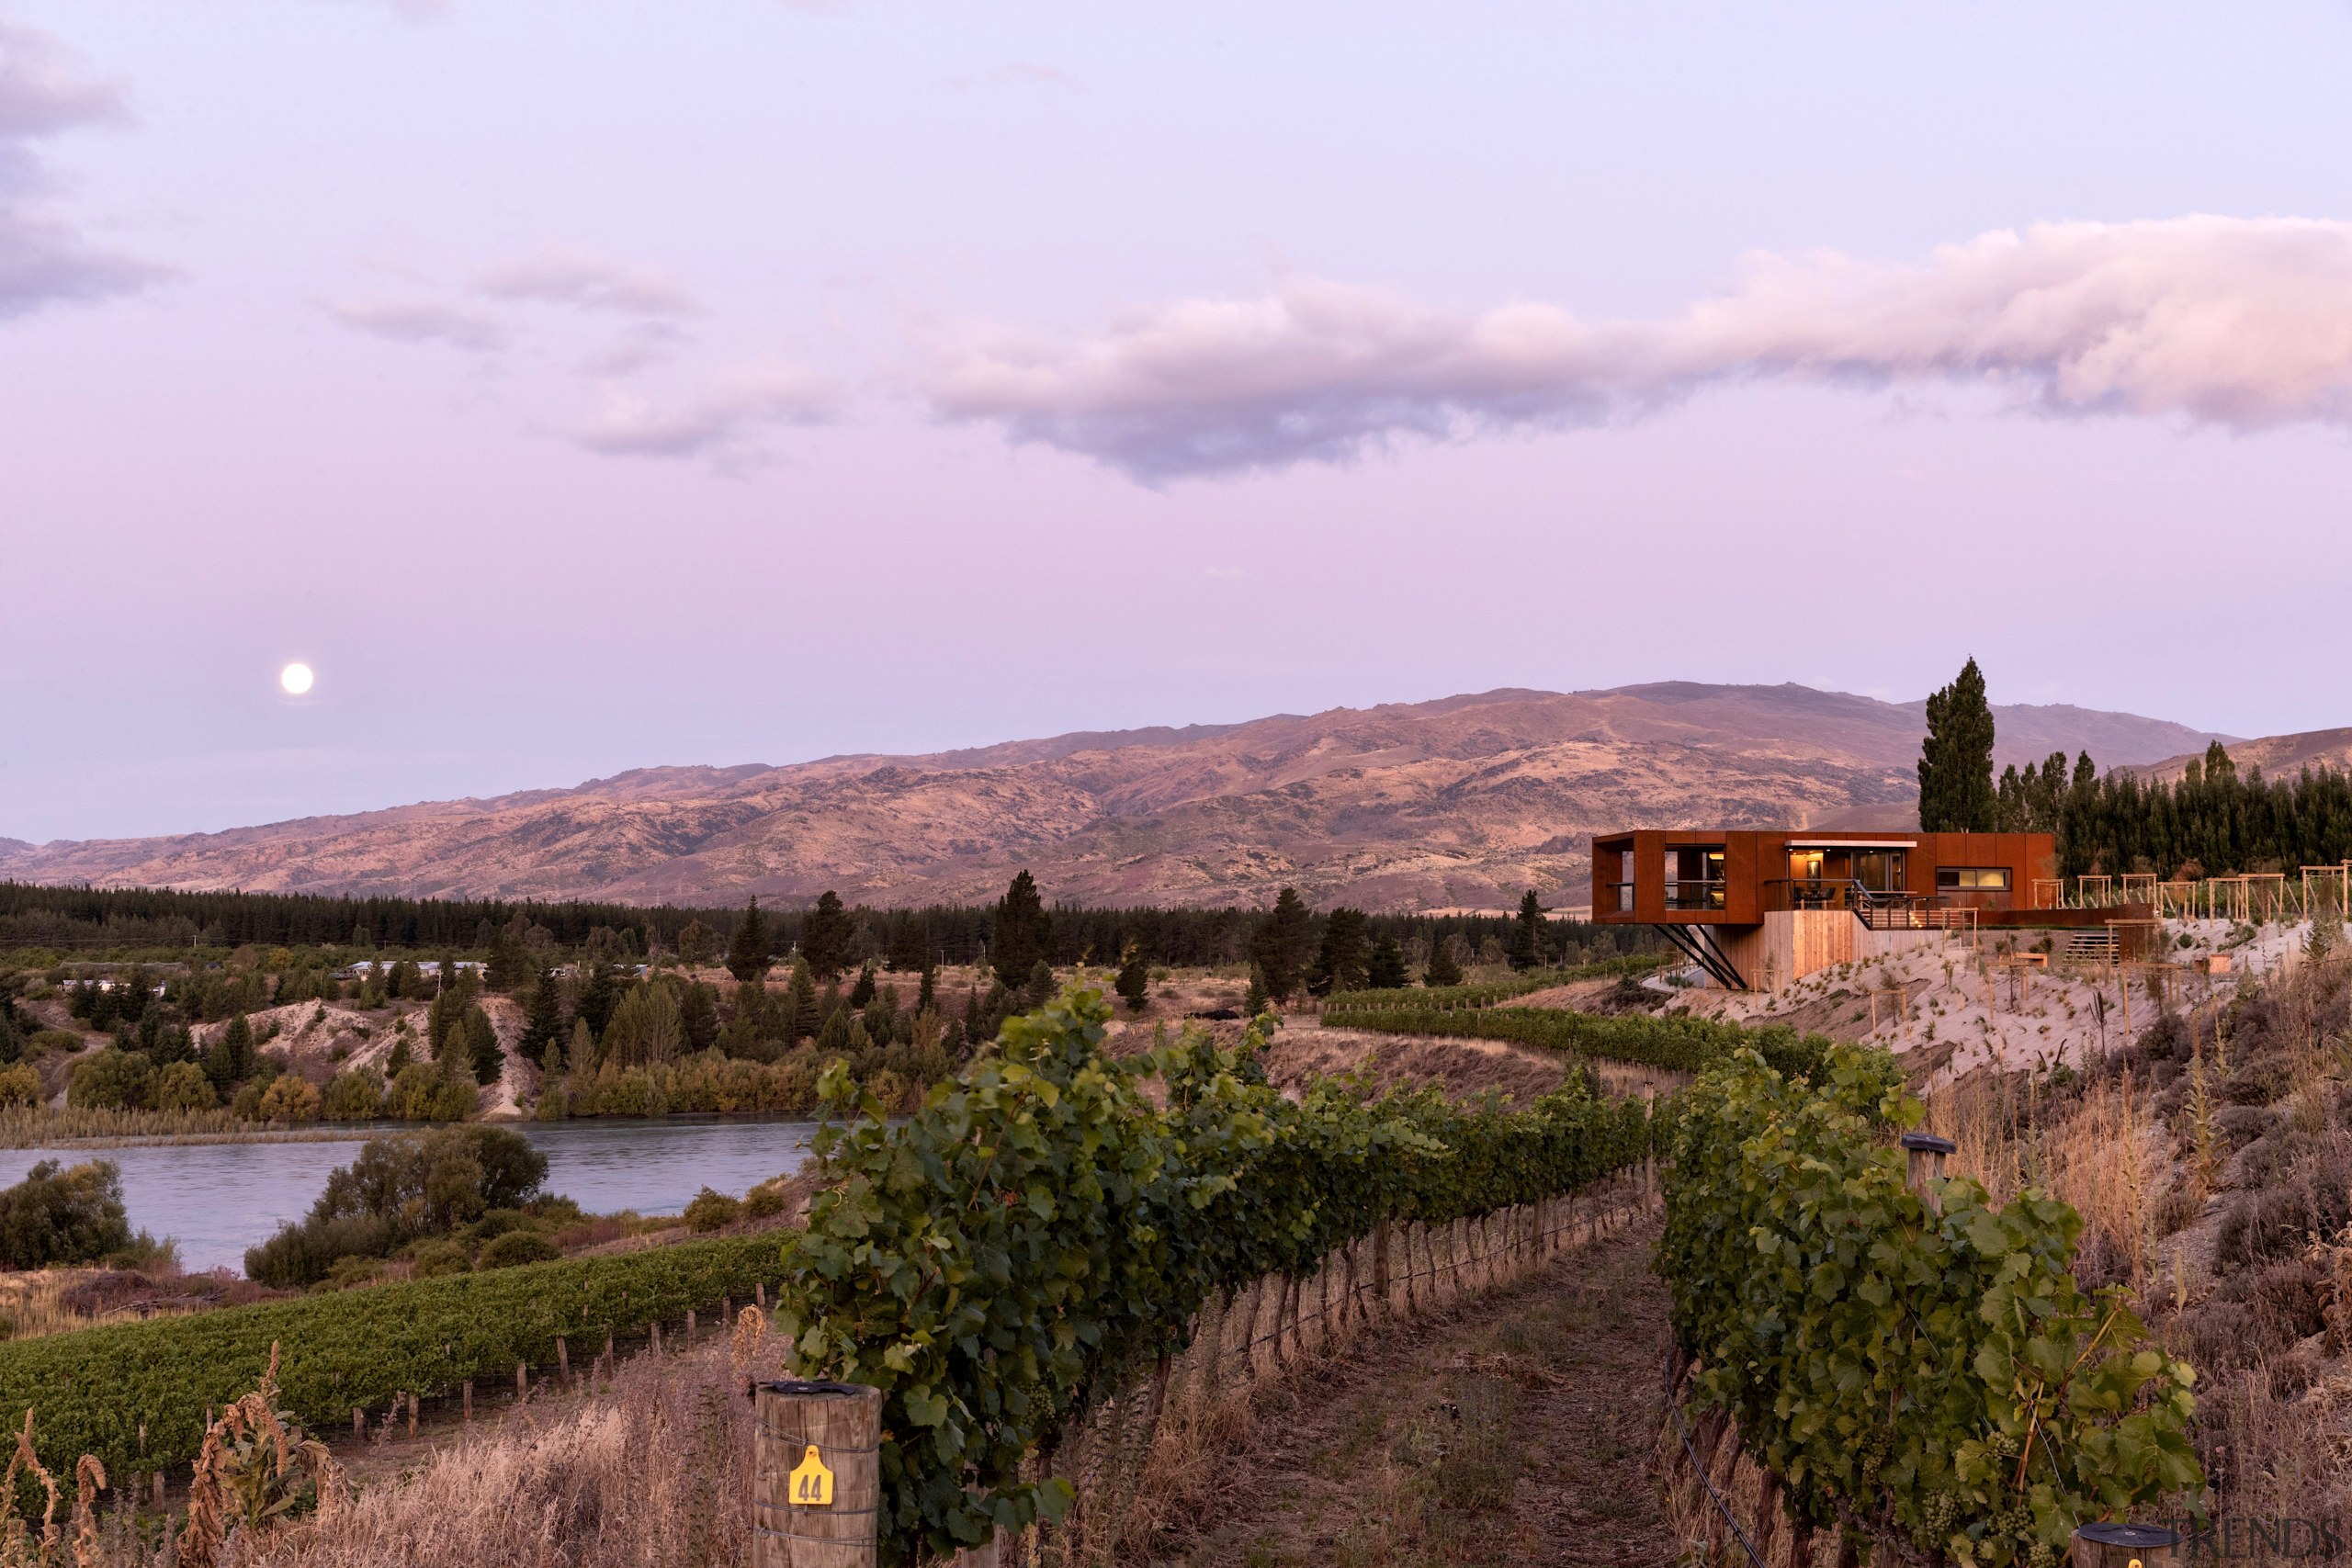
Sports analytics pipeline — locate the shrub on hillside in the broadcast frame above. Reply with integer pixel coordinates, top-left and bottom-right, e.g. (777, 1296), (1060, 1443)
(684, 1187), (741, 1233)
(0, 1063), (41, 1108)
(259, 1075), (322, 1123)
(320, 1067), (383, 1121)
(245, 1126), (556, 1288)
(478, 1231), (560, 1269)
(0, 1159), (133, 1269)
(151, 1060), (216, 1111)
(66, 1048), (154, 1111)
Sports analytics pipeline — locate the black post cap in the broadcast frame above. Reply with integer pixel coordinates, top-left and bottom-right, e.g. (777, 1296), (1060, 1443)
(1899, 1133), (1957, 1155)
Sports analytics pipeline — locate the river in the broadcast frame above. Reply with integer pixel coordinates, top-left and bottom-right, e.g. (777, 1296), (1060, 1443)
(0, 1119), (821, 1275)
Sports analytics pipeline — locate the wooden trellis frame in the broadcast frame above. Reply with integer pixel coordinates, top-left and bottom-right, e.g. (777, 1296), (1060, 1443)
(2030, 878), (2066, 910)
(2246, 873), (2289, 920)
(2120, 873), (2157, 908)
(2075, 874), (2115, 908)
(2157, 881), (2199, 919)
(2303, 863), (2350, 920)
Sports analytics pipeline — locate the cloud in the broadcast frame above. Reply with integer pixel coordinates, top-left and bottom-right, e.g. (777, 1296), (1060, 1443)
(0, 23), (127, 136)
(323, 297), (506, 351)
(921, 216), (2352, 479)
(573, 360), (837, 459)
(475, 247), (700, 318)
(0, 25), (161, 319)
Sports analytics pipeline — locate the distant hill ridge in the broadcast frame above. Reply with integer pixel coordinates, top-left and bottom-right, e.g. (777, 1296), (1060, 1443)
(0, 682), (2236, 911)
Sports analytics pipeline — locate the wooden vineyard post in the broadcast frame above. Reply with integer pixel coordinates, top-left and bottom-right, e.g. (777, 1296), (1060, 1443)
(754, 1379), (883, 1568)
(2072, 1522), (2181, 1568)
(463, 1381), (472, 1423)
(517, 1360), (528, 1400)
(557, 1336), (570, 1382)
(1372, 1221), (1391, 1316)
(408, 1392), (417, 1437)
(1901, 1133), (1955, 1213)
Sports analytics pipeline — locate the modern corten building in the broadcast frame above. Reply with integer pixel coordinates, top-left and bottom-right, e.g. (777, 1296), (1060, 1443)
(1589, 829), (2078, 991)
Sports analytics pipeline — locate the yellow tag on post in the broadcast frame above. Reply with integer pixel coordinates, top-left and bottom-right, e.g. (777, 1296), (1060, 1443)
(789, 1444), (835, 1507)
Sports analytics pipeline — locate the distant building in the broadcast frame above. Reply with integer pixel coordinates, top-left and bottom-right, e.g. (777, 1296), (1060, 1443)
(1589, 829), (2141, 990)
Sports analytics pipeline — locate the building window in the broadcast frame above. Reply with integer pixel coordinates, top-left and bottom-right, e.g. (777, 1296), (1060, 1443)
(1936, 867), (2011, 891)
(1668, 845), (1726, 909)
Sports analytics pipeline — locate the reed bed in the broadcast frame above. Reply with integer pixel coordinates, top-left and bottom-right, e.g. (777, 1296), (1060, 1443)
(0, 1107), (375, 1150)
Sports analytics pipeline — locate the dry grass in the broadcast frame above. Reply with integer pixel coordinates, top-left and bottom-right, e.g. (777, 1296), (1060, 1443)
(1921, 941), (2352, 1541)
(234, 1337), (768, 1567)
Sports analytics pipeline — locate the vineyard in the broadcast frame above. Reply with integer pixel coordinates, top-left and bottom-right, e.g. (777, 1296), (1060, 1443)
(1320, 998), (1833, 1078)
(1659, 1043), (2203, 1567)
(0, 1230), (793, 1483)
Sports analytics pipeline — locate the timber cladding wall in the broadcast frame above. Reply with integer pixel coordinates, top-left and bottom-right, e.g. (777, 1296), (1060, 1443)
(1721, 912), (1854, 994)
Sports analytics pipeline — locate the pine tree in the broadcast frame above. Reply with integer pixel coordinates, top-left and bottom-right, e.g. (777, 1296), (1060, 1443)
(961, 986), (983, 1047)
(1423, 933), (1464, 988)
(1021, 958), (1057, 1011)
(1366, 931), (1408, 989)
(1306, 908), (1371, 996)
(816, 1005), (853, 1055)
(991, 872), (1053, 986)
(1244, 964), (1271, 1017)
(208, 1013), (254, 1091)
(676, 919), (715, 968)
(801, 891), (854, 981)
(726, 897), (774, 983)
(1918, 657), (1997, 832)
(484, 923), (531, 992)
(1250, 886), (1315, 1001)
(519, 967), (565, 1063)
(575, 961), (619, 1042)
(848, 964), (877, 1010)
(915, 962), (937, 1016)
(1507, 889), (1547, 971)
(1114, 941), (1149, 1013)
(466, 1007), (504, 1086)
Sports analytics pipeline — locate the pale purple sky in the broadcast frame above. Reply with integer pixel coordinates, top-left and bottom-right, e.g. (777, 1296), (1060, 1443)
(6, 1), (2352, 841)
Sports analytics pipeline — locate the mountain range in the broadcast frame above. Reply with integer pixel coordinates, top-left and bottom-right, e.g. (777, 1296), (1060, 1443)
(0, 682), (2239, 911)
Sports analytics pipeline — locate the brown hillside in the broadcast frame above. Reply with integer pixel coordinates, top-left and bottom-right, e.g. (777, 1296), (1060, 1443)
(0, 683), (2228, 910)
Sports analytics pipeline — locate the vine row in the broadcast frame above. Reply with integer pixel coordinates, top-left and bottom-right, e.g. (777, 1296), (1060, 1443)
(1319, 1000), (1832, 1079)
(775, 986), (1658, 1562)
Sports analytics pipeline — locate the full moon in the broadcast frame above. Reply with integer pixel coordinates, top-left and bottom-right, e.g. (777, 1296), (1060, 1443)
(279, 662), (314, 695)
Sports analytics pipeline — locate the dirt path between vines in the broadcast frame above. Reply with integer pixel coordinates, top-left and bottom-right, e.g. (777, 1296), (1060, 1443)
(1154, 1219), (1674, 1567)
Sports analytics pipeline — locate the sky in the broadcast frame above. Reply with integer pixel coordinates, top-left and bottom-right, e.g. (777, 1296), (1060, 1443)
(6, 1), (2352, 841)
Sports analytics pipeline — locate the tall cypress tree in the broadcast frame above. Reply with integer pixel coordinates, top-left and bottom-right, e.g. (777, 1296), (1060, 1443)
(1365, 931), (1408, 989)
(1423, 933), (1464, 988)
(1918, 657), (1997, 832)
(726, 897), (774, 983)
(991, 871), (1053, 987)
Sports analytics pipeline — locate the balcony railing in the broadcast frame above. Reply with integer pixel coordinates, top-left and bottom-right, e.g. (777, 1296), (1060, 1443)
(1664, 880), (1725, 911)
(1603, 882), (1634, 912)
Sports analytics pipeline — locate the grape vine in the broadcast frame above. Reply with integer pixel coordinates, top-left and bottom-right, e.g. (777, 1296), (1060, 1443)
(1658, 1043), (2202, 1567)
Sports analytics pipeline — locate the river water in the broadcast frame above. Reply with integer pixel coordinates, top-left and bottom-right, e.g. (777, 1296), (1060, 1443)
(0, 1119), (821, 1275)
